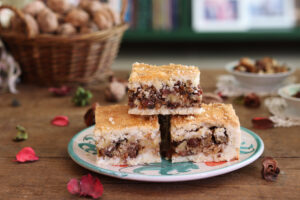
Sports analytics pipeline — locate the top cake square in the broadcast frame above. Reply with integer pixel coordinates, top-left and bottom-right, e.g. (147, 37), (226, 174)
(128, 63), (203, 115)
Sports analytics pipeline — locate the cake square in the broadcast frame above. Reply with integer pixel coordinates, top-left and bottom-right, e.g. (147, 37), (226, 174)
(170, 103), (240, 163)
(94, 105), (161, 165)
(128, 62), (203, 115)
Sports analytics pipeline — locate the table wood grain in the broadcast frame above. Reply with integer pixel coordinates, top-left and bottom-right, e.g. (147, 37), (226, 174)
(0, 70), (299, 200)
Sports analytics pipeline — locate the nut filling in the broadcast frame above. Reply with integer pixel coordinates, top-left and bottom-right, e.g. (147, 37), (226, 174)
(99, 139), (142, 159)
(128, 81), (202, 109)
(172, 127), (228, 156)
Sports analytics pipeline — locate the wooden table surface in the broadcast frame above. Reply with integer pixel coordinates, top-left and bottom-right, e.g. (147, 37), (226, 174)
(0, 69), (299, 200)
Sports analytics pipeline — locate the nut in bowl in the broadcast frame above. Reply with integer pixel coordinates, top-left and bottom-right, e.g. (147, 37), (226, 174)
(225, 57), (295, 92)
(278, 84), (300, 117)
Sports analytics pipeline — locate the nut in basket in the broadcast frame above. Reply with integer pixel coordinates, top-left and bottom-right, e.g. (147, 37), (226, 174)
(0, 0), (129, 85)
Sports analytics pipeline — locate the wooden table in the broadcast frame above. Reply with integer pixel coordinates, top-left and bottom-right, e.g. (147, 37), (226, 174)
(0, 70), (299, 200)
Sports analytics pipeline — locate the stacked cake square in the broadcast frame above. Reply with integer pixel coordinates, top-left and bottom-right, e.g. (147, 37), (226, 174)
(94, 62), (241, 165)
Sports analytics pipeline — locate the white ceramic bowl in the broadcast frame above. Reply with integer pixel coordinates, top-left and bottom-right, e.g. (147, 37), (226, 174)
(225, 61), (295, 92)
(278, 84), (300, 117)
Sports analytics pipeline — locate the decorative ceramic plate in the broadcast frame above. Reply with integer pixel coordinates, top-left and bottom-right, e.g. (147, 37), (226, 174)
(68, 126), (264, 182)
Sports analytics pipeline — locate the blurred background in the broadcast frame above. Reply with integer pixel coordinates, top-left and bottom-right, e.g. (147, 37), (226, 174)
(1, 0), (300, 72)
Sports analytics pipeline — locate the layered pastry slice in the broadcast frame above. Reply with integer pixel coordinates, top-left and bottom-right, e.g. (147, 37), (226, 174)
(170, 103), (240, 163)
(128, 62), (203, 115)
(94, 105), (161, 165)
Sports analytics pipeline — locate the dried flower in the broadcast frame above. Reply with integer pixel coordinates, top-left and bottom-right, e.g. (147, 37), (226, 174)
(105, 76), (126, 102)
(72, 87), (93, 106)
(233, 93), (260, 108)
(67, 178), (80, 195)
(262, 157), (280, 181)
(51, 116), (69, 127)
(252, 117), (274, 129)
(14, 125), (28, 142)
(49, 86), (71, 97)
(67, 174), (103, 199)
(84, 103), (99, 127)
(244, 93), (261, 108)
(202, 93), (223, 104)
(217, 92), (228, 100)
(233, 95), (244, 105)
(11, 98), (20, 107)
(15, 147), (39, 163)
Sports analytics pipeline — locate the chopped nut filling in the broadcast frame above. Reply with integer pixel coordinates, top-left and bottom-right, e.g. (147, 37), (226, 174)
(172, 127), (228, 156)
(99, 139), (142, 159)
(128, 81), (202, 109)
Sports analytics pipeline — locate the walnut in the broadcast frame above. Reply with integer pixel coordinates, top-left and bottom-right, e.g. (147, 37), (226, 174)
(24, 14), (39, 37)
(93, 10), (113, 30)
(80, 22), (99, 34)
(37, 8), (59, 33)
(103, 5), (120, 25)
(57, 23), (76, 36)
(23, 0), (46, 16)
(80, 0), (102, 15)
(47, 0), (71, 14)
(65, 8), (89, 27)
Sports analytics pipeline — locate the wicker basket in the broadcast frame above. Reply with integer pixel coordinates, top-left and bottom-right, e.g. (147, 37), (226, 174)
(0, 1), (128, 85)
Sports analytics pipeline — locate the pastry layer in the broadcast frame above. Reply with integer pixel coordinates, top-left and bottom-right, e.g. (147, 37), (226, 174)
(128, 62), (200, 90)
(94, 105), (161, 165)
(170, 103), (240, 163)
(128, 63), (202, 115)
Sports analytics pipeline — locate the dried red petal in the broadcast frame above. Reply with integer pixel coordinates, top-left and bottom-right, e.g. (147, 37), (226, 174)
(244, 93), (261, 108)
(262, 157), (280, 181)
(80, 174), (103, 199)
(51, 116), (69, 127)
(15, 147), (39, 163)
(49, 86), (71, 97)
(84, 103), (99, 127)
(67, 178), (80, 195)
(252, 117), (274, 129)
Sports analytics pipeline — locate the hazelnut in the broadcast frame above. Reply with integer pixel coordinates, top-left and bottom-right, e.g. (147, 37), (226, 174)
(47, 0), (71, 14)
(57, 23), (76, 36)
(65, 8), (89, 27)
(37, 8), (59, 33)
(23, 0), (46, 16)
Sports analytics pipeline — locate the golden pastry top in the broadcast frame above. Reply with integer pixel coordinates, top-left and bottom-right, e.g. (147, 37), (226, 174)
(95, 104), (159, 132)
(171, 103), (240, 128)
(128, 62), (200, 85)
